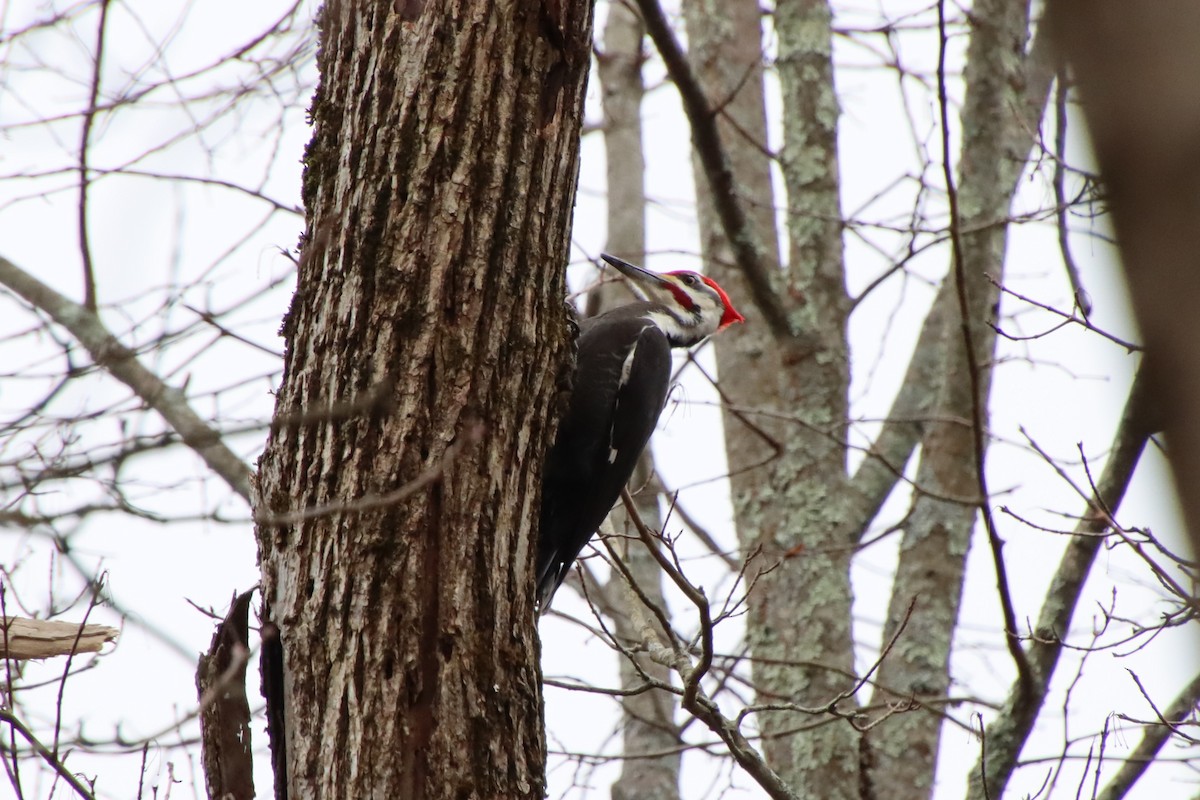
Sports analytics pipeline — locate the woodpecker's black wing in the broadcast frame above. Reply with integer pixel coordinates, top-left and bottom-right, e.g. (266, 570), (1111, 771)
(536, 307), (671, 610)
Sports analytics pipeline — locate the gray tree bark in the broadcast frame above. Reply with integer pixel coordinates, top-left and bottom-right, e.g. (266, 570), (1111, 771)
(683, 0), (860, 793)
(674, 0), (1054, 796)
(597, 6), (682, 799)
(253, 2), (593, 798)
(757, 2), (860, 793)
(867, 2), (1044, 795)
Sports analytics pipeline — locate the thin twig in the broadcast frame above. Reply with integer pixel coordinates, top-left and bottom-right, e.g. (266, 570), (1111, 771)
(978, 712), (991, 800)
(1099, 670), (1200, 799)
(617, 490), (798, 800)
(52, 581), (105, 761)
(0, 710), (96, 800)
(1052, 64), (1090, 317)
(972, 365), (1156, 798)
(0, 588), (22, 800)
(620, 489), (713, 711)
(989, 277), (1141, 352)
(935, 0), (1033, 710)
(0, 256), (254, 502)
(77, 0), (112, 312)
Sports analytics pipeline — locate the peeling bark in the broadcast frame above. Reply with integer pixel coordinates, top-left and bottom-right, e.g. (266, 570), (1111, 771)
(197, 591), (255, 800)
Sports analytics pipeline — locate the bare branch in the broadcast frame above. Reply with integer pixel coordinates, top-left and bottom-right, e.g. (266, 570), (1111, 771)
(1099, 670), (1200, 800)
(969, 364), (1159, 798)
(76, 0), (112, 312)
(845, 20), (1058, 539)
(617, 489), (798, 800)
(935, 0), (1034, 713)
(0, 710), (97, 800)
(0, 255), (254, 501)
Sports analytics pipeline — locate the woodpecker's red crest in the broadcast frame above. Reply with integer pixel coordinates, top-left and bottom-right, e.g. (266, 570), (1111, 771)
(601, 254), (745, 346)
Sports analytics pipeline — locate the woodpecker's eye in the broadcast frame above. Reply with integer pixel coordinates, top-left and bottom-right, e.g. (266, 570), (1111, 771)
(680, 274), (697, 286)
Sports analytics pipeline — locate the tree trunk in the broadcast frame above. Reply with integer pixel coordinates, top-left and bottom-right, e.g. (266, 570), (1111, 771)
(597, 6), (683, 798)
(254, 2), (593, 798)
(1047, 0), (1200, 571)
(867, 1), (1041, 795)
(683, 0), (860, 793)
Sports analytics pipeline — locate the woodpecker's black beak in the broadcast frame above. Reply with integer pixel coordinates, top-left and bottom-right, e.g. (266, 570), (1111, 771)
(600, 253), (672, 290)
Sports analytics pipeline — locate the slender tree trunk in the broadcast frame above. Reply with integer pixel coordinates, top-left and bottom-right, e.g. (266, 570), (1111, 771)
(254, 2), (593, 798)
(683, 0), (860, 794)
(680, 0), (1058, 796)
(598, 8), (682, 799)
(867, 1), (1037, 795)
(682, 0), (787, 496)
(696, 0), (860, 792)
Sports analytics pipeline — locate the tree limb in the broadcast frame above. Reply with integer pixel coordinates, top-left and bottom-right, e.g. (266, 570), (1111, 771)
(0, 710), (97, 800)
(844, 20), (1058, 539)
(1098, 670), (1200, 800)
(968, 364), (1159, 799)
(0, 255), (254, 502)
(618, 490), (799, 800)
(936, 0), (1034, 716)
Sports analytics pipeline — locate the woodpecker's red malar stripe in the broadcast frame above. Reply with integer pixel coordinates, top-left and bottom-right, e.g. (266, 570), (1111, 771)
(700, 276), (745, 329)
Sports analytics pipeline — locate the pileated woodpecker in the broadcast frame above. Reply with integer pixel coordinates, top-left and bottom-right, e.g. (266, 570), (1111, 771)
(536, 254), (745, 612)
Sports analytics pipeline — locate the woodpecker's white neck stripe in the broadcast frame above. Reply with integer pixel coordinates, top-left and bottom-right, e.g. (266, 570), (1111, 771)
(646, 308), (715, 348)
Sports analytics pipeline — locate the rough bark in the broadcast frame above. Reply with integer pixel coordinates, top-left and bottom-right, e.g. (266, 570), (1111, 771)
(677, 0), (1063, 795)
(597, 6), (682, 798)
(254, 2), (593, 798)
(749, 0), (861, 793)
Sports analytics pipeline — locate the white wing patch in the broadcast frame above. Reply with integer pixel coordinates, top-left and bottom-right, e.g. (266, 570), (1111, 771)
(608, 326), (650, 464)
(619, 335), (641, 386)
